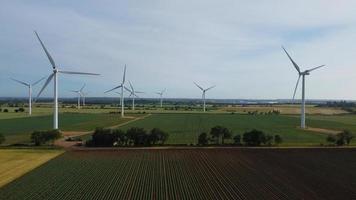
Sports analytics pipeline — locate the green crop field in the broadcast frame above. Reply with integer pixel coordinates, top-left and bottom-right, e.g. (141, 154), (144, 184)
(1, 149), (356, 200)
(115, 113), (356, 146)
(0, 113), (139, 145)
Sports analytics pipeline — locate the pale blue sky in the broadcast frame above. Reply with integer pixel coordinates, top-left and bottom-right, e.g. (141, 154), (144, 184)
(1, 0), (356, 99)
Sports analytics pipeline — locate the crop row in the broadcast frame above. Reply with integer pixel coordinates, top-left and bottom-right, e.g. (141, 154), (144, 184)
(1, 149), (356, 199)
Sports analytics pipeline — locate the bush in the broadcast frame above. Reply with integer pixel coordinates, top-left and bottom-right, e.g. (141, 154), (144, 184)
(3, 109), (8, 113)
(242, 129), (266, 146)
(126, 127), (148, 146)
(90, 128), (116, 147)
(31, 129), (61, 146)
(274, 135), (283, 145)
(326, 130), (354, 146)
(210, 126), (232, 145)
(233, 135), (241, 145)
(0, 133), (5, 144)
(198, 132), (209, 145)
(18, 107), (25, 112)
(150, 128), (169, 145)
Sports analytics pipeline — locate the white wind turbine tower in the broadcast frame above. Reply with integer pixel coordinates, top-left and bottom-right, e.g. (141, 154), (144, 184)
(125, 81), (144, 110)
(70, 84), (85, 109)
(105, 65), (126, 117)
(81, 91), (89, 106)
(155, 89), (166, 108)
(34, 31), (100, 129)
(11, 77), (46, 115)
(194, 82), (215, 112)
(115, 92), (122, 106)
(282, 46), (325, 129)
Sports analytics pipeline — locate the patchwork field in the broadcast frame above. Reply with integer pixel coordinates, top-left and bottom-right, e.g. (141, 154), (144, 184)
(1, 149), (356, 199)
(0, 113), (140, 145)
(0, 149), (63, 187)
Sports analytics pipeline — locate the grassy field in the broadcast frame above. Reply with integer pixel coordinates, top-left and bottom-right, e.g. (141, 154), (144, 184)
(0, 149), (63, 187)
(0, 113), (139, 145)
(218, 104), (348, 115)
(117, 113), (346, 146)
(1, 149), (356, 199)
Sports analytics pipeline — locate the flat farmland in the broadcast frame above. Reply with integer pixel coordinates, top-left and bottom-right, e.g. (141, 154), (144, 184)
(0, 149), (63, 187)
(218, 105), (348, 115)
(117, 113), (356, 146)
(0, 113), (140, 145)
(1, 148), (356, 199)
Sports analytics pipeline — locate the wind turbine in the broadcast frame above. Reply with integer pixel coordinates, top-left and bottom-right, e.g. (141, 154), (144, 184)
(125, 81), (144, 110)
(282, 46), (325, 129)
(105, 65), (126, 117)
(81, 91), (89, 106)
(194, 82), (215, 112)
(70, 84), (85, 109)
(11, 77), (46, 115)
(34, 31), (100, 129)
(155, 89), (166, 108)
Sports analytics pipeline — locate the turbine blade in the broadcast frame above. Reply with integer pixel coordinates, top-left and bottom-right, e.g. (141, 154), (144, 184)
(292, 75), (301, 101)
(129, 81), (134, 91)
(11, 78), (29, 86)
(122, 65), (126, 83)
(194, 82), (204, 91)
(80, 84), (86, 92)
(32, 76), (46, 86)
(306, 65), (326, 73)
(35, 73), (54, 100)
(59, 70), (100, 75)
(124, 86), (132, 93)
(205, 85), (216, 91)
(34, 31), (56, 69)
(104, 85), (122, 93)
(282, 46), (301, 73)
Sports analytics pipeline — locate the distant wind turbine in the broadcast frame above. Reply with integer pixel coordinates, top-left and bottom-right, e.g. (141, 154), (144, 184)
(34, 31), (100, 129)
(70, 84), (85, 109)
(282, 46), (326, 129)
(105, 65), (126, 117)
(11, 76), (46, 115)
(194, 82), (215, 112)
(155, 89), (166, 108)
(125, 81), (144, 110)
(82, 91), (89, 106)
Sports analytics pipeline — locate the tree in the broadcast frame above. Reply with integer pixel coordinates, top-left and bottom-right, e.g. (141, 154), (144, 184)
(274, 135), (283, 145)
(233, 135), (241, 145)
(198, 132), (209, 145)
(242, 129), (266, 146)
(0, 133), (5, 144)
(126, 127), (148, 146)
(326, 130), (353, 146)
(112, 129), (127, 146)
(210, 126), (231, 145)
(342, 130), (353, 145)
(90, 128), (115, 147)
(326, 135), (336, 144)
(264, 135), (273, 146)
(31, 129), (61, 146)
(150, 128), (169, 145)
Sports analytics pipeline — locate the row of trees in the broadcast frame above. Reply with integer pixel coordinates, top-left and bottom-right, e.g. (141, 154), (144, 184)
(86, 127), (169, 147)
(198, 126), (282, 146)
(31, 130), (62, 146)
(326, 130), (354, 146)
